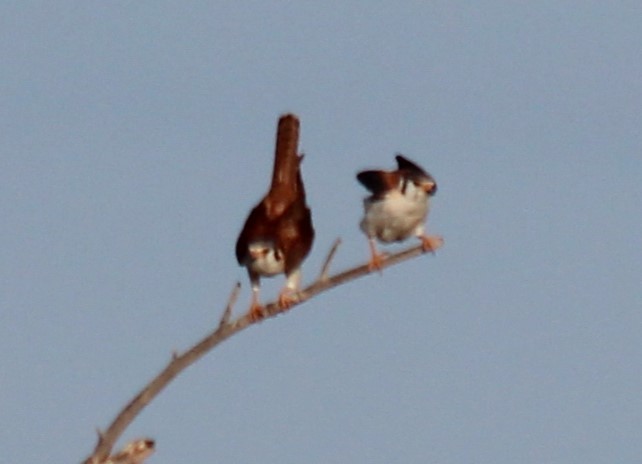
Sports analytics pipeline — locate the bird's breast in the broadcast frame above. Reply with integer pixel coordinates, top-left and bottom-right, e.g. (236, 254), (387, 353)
(361, 191), (429, 242)
(247, 247), (285, 276)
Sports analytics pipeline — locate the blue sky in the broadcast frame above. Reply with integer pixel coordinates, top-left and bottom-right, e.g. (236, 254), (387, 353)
(1, 2), (641, 463)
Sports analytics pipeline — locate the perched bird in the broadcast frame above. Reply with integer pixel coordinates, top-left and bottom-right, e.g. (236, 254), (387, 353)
(235, 114), (314, 319)
(357, 154), (442, 270)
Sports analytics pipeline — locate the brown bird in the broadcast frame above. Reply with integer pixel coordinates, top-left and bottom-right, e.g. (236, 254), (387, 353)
(357, 154), (443, 271)
(235, 114), (314, 320)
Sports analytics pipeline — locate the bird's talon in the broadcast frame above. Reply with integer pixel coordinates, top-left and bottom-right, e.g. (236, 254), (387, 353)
(420, 235), (444, 254)
(248, 304), (266, 322)
(368, 253), (386, 272)
(278, 291), (298, 310)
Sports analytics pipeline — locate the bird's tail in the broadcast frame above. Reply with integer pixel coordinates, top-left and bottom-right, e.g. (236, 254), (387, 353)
(269, 113), (301, 195)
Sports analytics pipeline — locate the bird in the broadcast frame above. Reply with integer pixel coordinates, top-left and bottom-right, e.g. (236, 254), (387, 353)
(357, 154), (443, 271)
(235, 114), (314, 320)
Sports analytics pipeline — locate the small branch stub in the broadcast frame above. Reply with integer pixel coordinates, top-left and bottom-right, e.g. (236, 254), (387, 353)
(106, 438), (155, 464)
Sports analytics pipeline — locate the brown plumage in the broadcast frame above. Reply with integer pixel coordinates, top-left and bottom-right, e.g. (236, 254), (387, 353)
(235, 114), (314, 319)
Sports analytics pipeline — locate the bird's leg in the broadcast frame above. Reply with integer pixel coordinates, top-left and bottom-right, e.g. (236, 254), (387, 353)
(278, 269), (301, 310)
(367, 237), (385, 272)
(248, 290), (265, 321)
(247, 274), (265, 322)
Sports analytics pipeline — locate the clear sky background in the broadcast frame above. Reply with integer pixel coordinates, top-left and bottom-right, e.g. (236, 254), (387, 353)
(2, 2), (641, 463)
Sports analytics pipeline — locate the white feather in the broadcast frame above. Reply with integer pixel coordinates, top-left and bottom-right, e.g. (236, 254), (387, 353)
(360, 181), (430, 243)
(247, 241), (285, 276)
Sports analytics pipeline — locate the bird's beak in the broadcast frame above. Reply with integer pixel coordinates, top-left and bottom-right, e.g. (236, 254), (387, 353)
(423, 181), (437, 195)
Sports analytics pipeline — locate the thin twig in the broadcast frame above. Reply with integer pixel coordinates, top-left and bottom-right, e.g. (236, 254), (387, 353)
(218, 282), (241, 328)
(317, 238), (342, 281)
(83, 241), (442, 464)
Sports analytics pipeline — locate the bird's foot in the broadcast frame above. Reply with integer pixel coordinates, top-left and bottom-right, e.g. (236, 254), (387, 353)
(247, 302), (266, 322)
(367, 251), (387, 272)
(419, 235), (444, 254)
(278, 289), (299, 310)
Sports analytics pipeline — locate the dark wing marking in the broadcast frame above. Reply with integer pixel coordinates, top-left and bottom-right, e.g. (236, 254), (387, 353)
(395, 154), (428, 176)
(356, 170), (398, 195)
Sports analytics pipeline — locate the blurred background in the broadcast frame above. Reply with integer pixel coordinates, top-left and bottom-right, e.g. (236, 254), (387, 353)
(1, 2), (641, 463)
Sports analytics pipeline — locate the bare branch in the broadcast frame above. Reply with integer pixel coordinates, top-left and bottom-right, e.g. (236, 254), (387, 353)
(83, 241), (442, 463)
